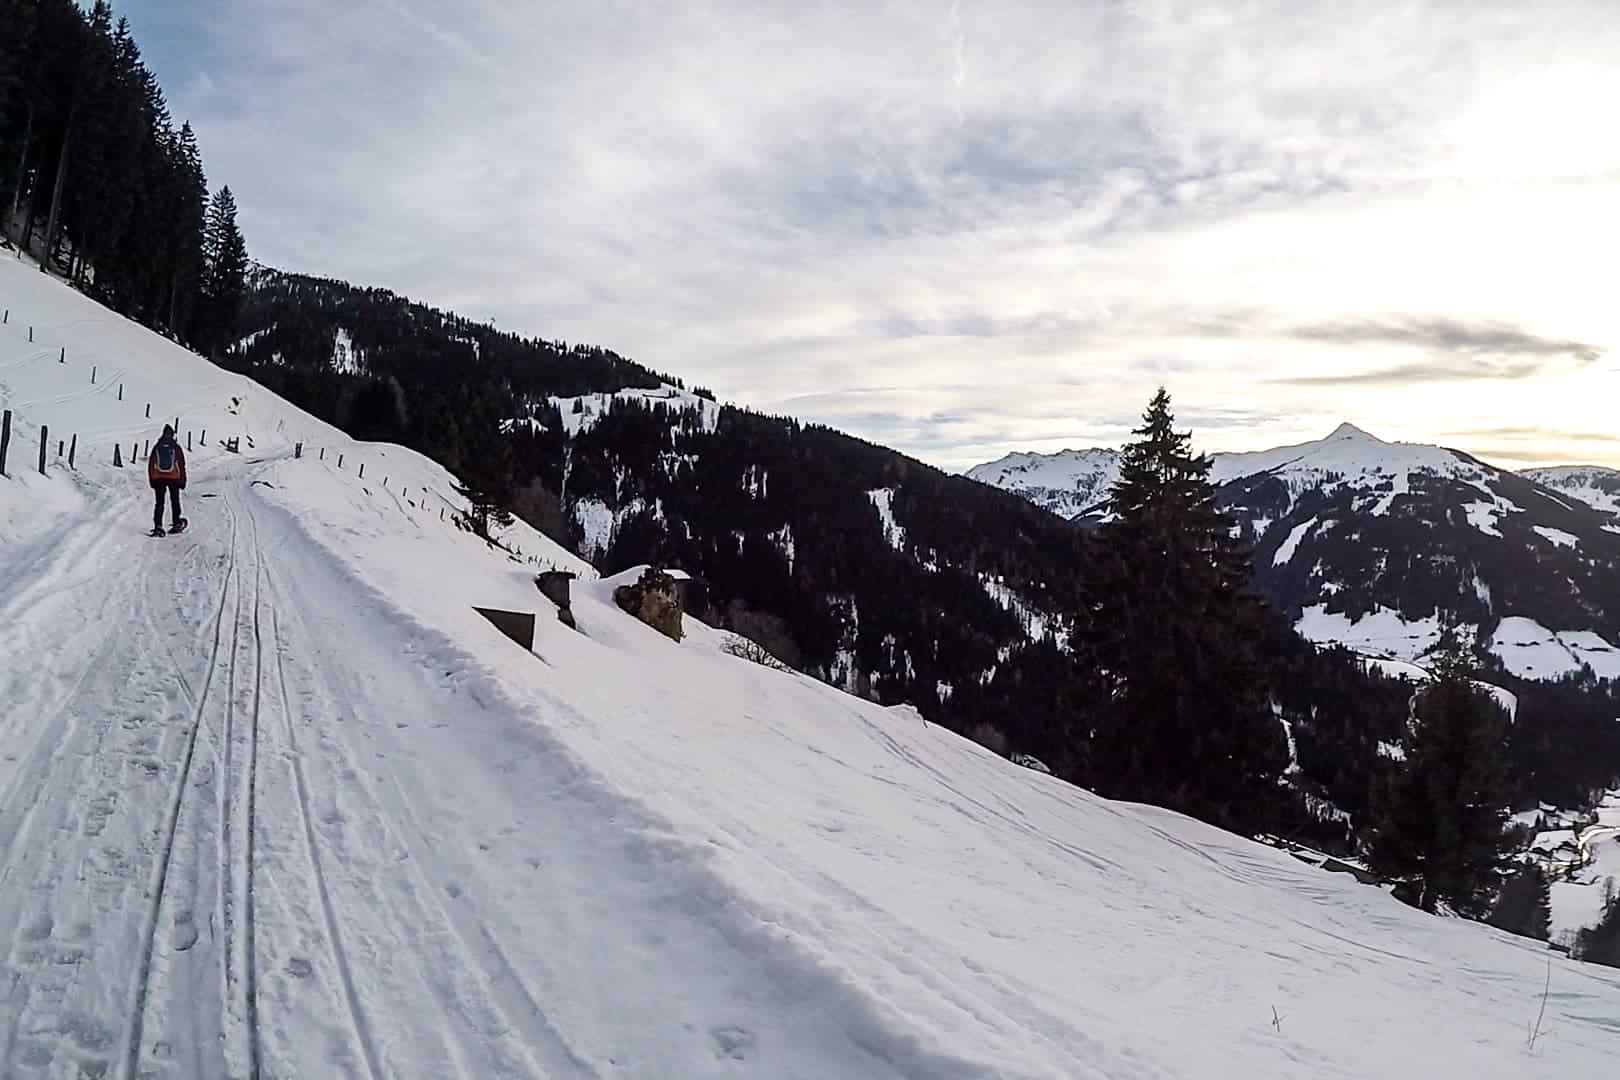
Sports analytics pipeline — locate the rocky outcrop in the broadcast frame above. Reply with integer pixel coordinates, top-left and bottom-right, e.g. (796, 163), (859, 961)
(613, 567), (684, 642)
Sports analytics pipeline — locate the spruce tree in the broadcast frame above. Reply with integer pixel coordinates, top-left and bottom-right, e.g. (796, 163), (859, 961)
(1575, 881), (1620, 968)
(1368, 631), (1511, 915)
(196, 185), (248, 352)
(1486, 862), (1552, 941)
(1080, 389), (1288, 832)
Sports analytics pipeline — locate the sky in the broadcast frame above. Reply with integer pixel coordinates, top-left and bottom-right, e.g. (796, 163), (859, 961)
(112, 0), (1620, 472)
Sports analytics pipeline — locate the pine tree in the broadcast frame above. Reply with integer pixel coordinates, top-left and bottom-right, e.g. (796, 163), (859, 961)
(1575, 880), (1620, 968)
(1368, 630), (1511, 915)
(195, 185), (248, 352)
(452, 397), (516, 540)
(1486, 861), (1552, 941)
(1080, 389), (1288, 832)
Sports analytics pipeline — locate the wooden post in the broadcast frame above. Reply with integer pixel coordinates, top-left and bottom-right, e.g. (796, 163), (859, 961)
(145, 403), (150, 418)
(359, 463), (365, 479)
(67, 434), (75, 468)
(187, 432), (193, 450)
(113, 443), (122, 467)
(2, 309), (7, 323)
(383, 476), (388, 487)
(38, 425), (47, 474)
(201, 429), (206, 445)
(117, 383), (123, 401)
(337, 453), (344, 469)
(319, 447), (325, 461)
(57, 439), (63, 457)
(143, 440), (148, 458)
(58, 346), (64, 363)
(91, 365), (96, 384)
(294, 442), (302, 459)
(28, 326), (33, 342)
(0, 409), (9, 477)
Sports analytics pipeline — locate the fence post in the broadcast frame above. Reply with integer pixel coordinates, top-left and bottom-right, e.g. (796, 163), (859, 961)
(383, 476), (388, 487)
(58, 347), (64, 363)
(114, 443), (122, 467)
(338, 453), (344, 469)
(145, 403), (150, 418)
(0, 409), (9, 477)
(68, 434), (76, 468)
(187, 432), (193, 450)
(143, 440), (148, 458)
(294, 442), (302, 459)
(2, 309), (7, 323)
(118, 383), (123, 401)
(57, 439), (63, 457)
(91, 365), (96, 384)
(38, 425), (48, 475)
(319, 447), (325, 461)
(201, 429), (206, 445)
(28, 326), (32, 342)
(359, 463), (365, 479)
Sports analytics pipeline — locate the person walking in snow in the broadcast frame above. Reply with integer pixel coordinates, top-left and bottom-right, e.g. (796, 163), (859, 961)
(147, 425), (188, 536)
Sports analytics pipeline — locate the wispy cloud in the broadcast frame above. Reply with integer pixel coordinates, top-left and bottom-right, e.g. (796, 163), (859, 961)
(119, 0), (1620, 470)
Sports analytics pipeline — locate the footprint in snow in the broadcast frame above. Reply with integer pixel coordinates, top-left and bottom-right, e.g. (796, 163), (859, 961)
(173, 911), (199, 952)
(711, 1026), (756, 1061)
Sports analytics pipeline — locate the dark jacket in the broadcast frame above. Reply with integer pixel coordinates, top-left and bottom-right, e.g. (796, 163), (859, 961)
(148, 435), (187, 489)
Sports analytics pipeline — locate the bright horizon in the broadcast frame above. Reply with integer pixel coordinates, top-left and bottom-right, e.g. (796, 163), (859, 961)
(112, 1), (1619, 472)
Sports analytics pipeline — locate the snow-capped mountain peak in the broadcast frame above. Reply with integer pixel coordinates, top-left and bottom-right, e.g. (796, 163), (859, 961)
(964, 447), (1121, 520)
(971, 427), (1620, 682)
(1327, 421), (1383, 442)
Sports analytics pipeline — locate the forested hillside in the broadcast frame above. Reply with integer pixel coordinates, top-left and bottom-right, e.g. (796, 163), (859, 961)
(222, 268), (1461, 854)
(1, 0), (249, 354)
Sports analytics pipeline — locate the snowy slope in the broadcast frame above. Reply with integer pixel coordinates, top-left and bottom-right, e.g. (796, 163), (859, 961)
(964, 448), (1119, 520)
(4, 259), (1620, 1077)
(1524, 465), (1620, 520)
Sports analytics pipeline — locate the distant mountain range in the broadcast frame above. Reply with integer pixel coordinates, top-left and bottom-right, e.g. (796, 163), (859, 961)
(970, 427), (1620, 683)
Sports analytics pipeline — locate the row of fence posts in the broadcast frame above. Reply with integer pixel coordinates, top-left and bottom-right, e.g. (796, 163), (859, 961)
(2, 307), (455, 523)
(0, 409), (77, 476)
(0, 310), (180, 476)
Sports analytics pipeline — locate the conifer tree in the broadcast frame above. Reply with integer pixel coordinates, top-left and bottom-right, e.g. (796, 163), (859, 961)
(195, 185), (248, 352)
(1486, 861), (1552, 941)
(1368, 630), (1511, 915)
(1080, 389), (1288, 832)
(1575, 881), (1620, 968)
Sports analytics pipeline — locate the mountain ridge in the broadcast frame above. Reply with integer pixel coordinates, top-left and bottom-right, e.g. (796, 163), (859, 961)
(971, 426), (1620, 685)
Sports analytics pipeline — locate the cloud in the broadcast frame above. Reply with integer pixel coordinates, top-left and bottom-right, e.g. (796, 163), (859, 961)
(116, 0), (1620, 471)
(1286, 318), (1602, 361)
(1268, 318), (1603, 386)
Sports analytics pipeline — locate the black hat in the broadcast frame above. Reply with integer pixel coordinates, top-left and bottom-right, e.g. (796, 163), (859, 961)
(163, 424), (175, 437)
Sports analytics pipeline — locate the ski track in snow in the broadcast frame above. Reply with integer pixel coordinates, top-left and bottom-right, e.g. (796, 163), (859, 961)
(0, 468), (962, 1078)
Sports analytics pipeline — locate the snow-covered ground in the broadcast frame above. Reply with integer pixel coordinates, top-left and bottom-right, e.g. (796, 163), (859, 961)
(4, 257), (1620, 1077)
(1524, 466), (1620, 520)
(1545, 792), (1620, 946)
(545, 385), (720, 439)
(964, 447), (1119, 519)
(1490, 617), (1620, 681)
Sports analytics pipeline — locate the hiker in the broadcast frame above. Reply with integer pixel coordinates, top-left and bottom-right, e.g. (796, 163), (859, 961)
(147, 425), (187, 535)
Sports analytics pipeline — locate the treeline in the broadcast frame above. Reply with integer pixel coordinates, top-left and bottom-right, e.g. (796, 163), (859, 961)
(0, 0), (247, 353)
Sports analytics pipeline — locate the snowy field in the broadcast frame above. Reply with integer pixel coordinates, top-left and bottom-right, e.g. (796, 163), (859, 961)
(3, 257), (1620, 1077)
